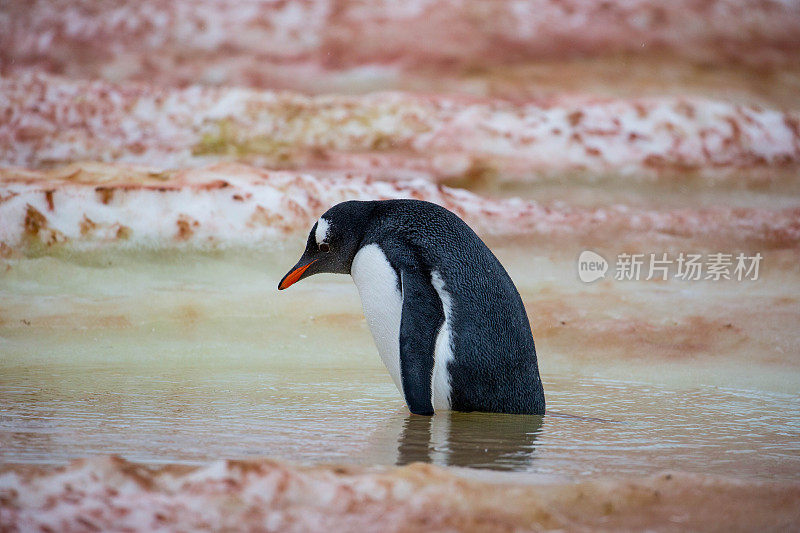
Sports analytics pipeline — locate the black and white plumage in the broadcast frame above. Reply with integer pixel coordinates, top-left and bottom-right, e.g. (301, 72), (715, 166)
(278, 199), (545, 416)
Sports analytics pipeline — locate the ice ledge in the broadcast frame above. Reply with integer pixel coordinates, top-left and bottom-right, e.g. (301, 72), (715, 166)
(1, 455), (798, 532)
(3, 74), (799, 187)
(1, 163), (799, 253)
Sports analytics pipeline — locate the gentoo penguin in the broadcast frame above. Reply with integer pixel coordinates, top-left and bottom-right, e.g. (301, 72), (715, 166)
(278, 200), (545, 416)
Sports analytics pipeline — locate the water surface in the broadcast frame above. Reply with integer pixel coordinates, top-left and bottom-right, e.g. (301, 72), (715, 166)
(1, 250), (798, 481)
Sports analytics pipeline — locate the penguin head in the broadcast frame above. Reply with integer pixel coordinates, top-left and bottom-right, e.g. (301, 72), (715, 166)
(278, 200), (373, 290)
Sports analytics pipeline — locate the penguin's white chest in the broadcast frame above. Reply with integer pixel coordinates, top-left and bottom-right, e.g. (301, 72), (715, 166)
(351, 244), (405, 400)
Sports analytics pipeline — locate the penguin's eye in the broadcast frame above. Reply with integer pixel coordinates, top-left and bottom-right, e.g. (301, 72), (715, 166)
(319, 242), (330, 253)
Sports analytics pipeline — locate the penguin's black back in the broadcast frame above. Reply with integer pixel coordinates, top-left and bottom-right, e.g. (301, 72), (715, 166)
(355, 199), (545, 415)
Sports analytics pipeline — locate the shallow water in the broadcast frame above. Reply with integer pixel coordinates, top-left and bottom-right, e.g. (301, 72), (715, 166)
(1, 250), (799, 481)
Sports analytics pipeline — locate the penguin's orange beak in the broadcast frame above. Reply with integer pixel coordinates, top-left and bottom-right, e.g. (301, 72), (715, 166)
(278, 259), (317, 290)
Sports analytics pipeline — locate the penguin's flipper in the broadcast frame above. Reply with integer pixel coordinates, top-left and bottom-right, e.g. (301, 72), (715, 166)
(399, 266), (444, 416)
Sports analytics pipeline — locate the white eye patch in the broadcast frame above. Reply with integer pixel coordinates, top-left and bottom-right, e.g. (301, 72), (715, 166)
(315, 217), (330, 245)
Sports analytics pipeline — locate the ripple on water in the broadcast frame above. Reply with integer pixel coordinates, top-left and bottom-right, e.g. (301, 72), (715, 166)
(1, 366), (798, 480)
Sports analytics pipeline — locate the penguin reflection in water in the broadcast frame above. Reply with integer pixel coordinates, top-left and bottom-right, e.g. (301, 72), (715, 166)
(279, 200), (545, 416)
(396, 412), (543, 470)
